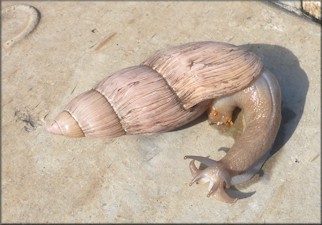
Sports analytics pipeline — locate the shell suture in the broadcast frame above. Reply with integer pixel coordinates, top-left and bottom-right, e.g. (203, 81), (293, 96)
(48, 41), (263, 138)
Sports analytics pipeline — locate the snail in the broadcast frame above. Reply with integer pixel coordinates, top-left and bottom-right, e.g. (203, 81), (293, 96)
(47, 41), (281, 203)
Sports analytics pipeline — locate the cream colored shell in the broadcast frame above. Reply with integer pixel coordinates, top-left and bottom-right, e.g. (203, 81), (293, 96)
(142, 41), (263, 109)
(47, 41), (263, 138)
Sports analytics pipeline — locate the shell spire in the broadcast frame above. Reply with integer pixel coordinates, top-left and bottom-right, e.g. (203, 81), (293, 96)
(47, 89), (125, 138)
(47, 111), (84, 137)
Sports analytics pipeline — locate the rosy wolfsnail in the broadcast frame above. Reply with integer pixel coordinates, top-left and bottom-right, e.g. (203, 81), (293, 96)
(47, 41), (281, 203)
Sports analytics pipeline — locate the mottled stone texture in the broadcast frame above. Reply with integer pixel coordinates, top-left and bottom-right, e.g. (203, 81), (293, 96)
(273, 0), (321, 20)
(303, 1), (321, 20)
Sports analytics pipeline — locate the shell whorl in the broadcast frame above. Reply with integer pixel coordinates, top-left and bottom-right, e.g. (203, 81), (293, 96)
(47, 89), (125, 137)
(47, 41), (263, 138)
(47, 66), (211, 137)
(142, 41), (263, 109)
(47, 111), (84, 137)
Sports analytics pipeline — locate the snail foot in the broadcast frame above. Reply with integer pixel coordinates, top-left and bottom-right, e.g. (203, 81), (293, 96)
(184, 155), (237, 203)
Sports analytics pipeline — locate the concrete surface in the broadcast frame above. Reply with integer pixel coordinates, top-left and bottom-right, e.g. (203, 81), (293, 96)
(2, 1), (321, 223)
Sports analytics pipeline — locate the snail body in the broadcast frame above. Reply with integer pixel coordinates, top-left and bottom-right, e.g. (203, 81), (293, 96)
(48, 41), (281, 203)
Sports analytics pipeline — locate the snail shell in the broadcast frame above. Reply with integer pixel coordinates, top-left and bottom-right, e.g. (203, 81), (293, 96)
(47, 41), (263, 138)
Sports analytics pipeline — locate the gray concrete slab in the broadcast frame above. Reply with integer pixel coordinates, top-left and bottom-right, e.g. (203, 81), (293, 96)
(2, 1), (320, 223)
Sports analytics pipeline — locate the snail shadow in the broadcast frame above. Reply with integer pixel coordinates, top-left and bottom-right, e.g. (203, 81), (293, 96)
(241, 44), (309, 157)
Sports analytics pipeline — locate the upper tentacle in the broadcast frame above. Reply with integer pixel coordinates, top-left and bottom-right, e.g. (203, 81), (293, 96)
(184, 156), (236, 203)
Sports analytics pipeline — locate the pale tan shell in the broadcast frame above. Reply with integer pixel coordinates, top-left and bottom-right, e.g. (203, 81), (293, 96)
(142, 41), (263, 109)
(47, 41), (263, 138)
